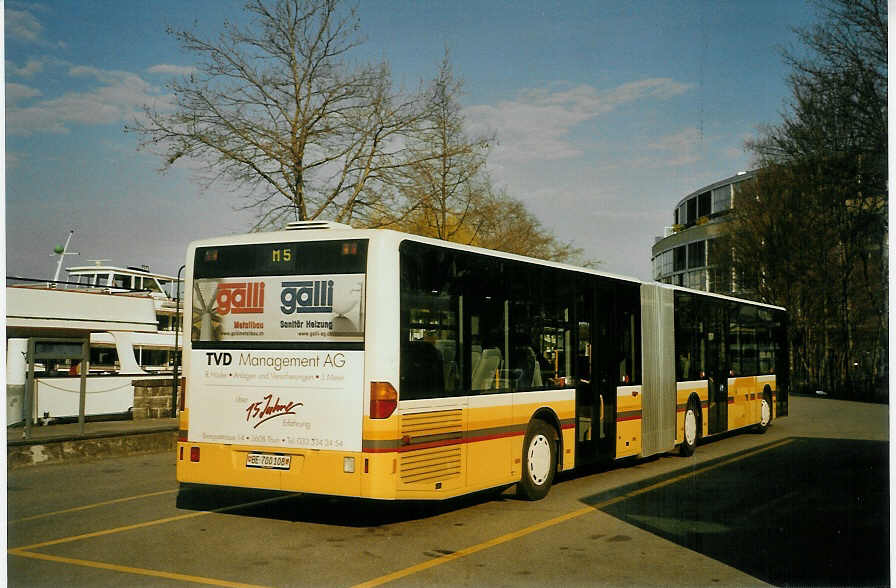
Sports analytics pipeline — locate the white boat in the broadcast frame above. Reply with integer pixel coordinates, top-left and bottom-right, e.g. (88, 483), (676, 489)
(65, 262), (182, 372)
(6, 262), (183, 425)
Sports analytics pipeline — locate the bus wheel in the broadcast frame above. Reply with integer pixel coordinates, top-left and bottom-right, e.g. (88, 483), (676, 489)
(755, 393), (772, 433)
(517, 420), (557, 500)
(680, 399), (698, 457)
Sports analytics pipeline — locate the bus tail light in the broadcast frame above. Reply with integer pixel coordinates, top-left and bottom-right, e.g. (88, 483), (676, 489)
(370, 382), (397, 419)
(190, 446), (200, 462)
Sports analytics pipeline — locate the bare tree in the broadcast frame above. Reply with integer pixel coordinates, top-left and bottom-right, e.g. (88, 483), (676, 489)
(367, 53), (590, 264)
(128, 0), (426, 229)
(471, 185), (590, 265)
(371, 52), (493, 240)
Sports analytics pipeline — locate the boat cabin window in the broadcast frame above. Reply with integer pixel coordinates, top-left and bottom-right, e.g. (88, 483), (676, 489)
(144, 278), (163, 294)
(158, 279), (179, 298)
(112, 274), (132, 289)
(77, 274), (95, 287)
(90, 347), (119, 370)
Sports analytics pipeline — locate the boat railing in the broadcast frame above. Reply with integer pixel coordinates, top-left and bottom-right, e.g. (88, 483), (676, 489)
(7, 276), (163, 297)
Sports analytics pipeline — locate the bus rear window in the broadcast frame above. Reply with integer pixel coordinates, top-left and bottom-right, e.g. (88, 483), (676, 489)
(195, 240), (368, 278)
(191, 239), (367, 344)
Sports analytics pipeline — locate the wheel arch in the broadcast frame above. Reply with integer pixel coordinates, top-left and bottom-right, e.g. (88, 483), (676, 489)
(529, 407), (563, 471)
(687, 392), (703, 439)
(762, 384), (774, 420)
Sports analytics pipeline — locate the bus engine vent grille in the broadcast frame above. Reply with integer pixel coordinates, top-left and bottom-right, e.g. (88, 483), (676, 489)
(399, 409), (463, 484)
(400, 409), (463, 440)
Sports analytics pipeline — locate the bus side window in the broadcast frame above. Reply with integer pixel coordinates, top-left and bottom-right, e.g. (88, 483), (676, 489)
(399, 242), (463, 400)
(508, 266), (572, 391)
(400, 341), (445, 399)
(467, 298), (509, 393)
(616, 285), (641, 385)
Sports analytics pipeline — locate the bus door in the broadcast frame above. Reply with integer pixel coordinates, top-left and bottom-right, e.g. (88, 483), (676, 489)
(575, 282), (615, 464)
(706, 314), (728, 435)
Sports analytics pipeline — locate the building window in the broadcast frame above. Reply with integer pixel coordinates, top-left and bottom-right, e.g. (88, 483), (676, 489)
(687, 241), (706, 269)
(654, 250), (673, 278)
(698, 191), (711, 218)
(673, 246), (686, 272)
(712, 184), (731, 214)
(686, 270), (705, 290)
(686, 198), (697, 225)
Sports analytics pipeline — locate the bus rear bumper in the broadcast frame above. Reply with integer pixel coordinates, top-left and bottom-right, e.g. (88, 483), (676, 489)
(176, 442), (400, 499)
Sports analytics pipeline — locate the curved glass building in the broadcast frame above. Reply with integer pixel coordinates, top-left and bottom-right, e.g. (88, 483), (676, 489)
(651, 170), (756, 292)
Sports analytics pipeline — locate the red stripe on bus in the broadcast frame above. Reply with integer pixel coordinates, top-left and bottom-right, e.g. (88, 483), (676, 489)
(363, 421), (576, 453)
(363, 431), (518, 453)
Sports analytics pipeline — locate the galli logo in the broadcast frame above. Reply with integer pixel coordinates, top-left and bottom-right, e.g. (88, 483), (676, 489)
(280, 280), (334, 314)
(216, 282), (265, 315)
(245, 394), (302, 428)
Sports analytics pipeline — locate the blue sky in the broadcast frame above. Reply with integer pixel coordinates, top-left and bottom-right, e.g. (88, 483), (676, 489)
(5, 0), (819, 281)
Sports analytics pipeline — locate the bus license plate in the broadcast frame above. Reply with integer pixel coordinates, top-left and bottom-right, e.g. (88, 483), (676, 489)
(246, 452), (291, 470)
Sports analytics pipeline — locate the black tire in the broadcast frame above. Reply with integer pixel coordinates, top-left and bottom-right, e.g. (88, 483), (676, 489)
(755, 391), (772, 433)
(517, 420), (557, 500)
(680, 398), (699, 457)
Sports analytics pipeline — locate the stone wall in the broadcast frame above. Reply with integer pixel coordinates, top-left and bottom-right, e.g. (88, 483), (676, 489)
(8, 430), (177, 469)
(133, 378), (181, 419)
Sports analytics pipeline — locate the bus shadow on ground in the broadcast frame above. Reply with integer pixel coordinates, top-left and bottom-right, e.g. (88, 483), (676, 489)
(553, 428), (756, 488)
(176, 483), (513, 527)
(581, 437), (889, 587)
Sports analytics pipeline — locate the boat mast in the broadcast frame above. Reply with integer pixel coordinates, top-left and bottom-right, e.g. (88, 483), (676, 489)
(51, 230), (79, 282)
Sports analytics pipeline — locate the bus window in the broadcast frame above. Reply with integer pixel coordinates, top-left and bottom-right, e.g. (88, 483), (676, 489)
(674, 291), (706, 381)
(739, 304), (759, 375)
(468, 298), (508, 393)
(509, 266), (572, 390)
(400, 242), (463, 400)
(462, 255), (509, 394)
(616, 285), (641, 385)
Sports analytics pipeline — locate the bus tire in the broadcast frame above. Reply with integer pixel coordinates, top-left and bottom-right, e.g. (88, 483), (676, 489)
(517, 420), (557, 500)
(680, 398), (699, 457)
(755, 391), (772, 433)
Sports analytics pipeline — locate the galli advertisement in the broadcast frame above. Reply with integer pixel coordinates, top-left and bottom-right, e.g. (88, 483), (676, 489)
(192, 273), (365, 343)
(187, 274), (366, 451)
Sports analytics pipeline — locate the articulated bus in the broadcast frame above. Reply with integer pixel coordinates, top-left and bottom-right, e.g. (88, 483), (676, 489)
(177, 221), (788, 500)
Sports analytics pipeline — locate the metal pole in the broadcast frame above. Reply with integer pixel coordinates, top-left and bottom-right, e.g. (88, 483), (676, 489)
(171, 265), (186, 417)
(24, 339), (35, 439)
(52, 230), (79, 283)
(78, 338), (89, 435)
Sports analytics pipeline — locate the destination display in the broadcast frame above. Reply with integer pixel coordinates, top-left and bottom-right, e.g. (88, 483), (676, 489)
(192, 274), (365, 343)
(188, 349), (364, 452)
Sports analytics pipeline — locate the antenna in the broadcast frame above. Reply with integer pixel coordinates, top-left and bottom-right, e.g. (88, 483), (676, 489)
(50, 230), (80, 282)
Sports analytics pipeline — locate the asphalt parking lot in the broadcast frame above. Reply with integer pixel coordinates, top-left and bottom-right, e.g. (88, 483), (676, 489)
(7, 395), (890, 587)
(588, 436), (889, 586)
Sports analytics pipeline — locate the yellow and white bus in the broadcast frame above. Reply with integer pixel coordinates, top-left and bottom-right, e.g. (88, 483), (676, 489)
(177, 221), (788, 500)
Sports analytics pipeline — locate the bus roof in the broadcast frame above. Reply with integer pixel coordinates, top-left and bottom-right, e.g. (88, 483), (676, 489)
(186, 225), (786, 312)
